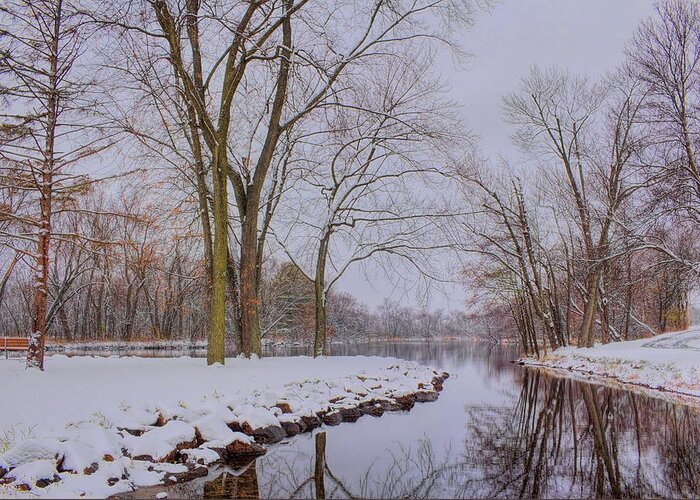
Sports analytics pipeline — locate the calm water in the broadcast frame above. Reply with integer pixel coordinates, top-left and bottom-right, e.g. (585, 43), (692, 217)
(122, 341), (700, 499)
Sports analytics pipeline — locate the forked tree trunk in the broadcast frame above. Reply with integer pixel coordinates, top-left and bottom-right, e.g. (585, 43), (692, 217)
(237, 0), (292, 358)
(578, 271), (600, 348)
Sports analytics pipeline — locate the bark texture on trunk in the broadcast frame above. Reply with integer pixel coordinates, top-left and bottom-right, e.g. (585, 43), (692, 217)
(578, 271), (600, 348)
(239, 213), (262, 356)
(313, 235), (329, 357)
(208, 152), (228, 365)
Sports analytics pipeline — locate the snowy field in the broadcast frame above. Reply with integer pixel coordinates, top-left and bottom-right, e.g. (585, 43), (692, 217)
(0, 355), (446, 498)
(522, 327), (700, 400)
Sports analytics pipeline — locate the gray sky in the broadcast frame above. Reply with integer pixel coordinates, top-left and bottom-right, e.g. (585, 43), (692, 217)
(338, 0), (657, 310)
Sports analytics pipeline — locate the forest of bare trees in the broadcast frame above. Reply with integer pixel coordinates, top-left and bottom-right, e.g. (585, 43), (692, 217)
(0, 0), (479, 369)
(1, 0), (699, 370)
(460, 0), (700, 356)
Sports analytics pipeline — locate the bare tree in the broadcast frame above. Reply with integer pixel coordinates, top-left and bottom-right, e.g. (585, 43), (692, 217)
(0, 0), (112, 369)
(275, 56), (463, 356)
(94, 0), (477, 362)
(626, 0), (700, 277)
(502, 67), (649, 347)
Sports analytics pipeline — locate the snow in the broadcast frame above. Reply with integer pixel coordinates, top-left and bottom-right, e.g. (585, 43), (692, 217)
(121, 420), (196, 461)
(522, 326), (700, 399)
(230, 404), (280, 429)
(191, 415), (249, 447)
(0, 355), (430, 434)
(5, 460), (58, 485)
(0, 354), (443, 498)
(127, 463), (172, 488)
(181, 447), (221, 466)
(59, 441), (101, 473)
(0, 439), (62, 470)
(61, 423), (123, 459)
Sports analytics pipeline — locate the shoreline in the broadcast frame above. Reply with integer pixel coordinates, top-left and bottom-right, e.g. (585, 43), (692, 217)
(42, 336), (499, 353)
(518, 328), (700, 408)
(520, 360), (700, 409)
(0, 355), (448, 498)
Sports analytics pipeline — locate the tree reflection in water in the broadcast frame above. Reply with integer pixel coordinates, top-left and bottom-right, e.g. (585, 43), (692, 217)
(253, 432), (452, 499)
(202, 464), (260, 499)
(457, 370), (700, 498)
(255, 371), (700, 498)
(147, 343), (700, 499)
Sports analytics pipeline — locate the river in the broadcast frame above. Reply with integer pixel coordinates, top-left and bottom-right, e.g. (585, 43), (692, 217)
(108, 341), (700, 499)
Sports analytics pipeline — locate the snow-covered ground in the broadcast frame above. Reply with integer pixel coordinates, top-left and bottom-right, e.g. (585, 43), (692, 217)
(522, 327), (700, 400)
(0, 355), (446, 498)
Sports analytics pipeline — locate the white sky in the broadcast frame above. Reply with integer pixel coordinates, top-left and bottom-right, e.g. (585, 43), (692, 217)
(338, 0), (657, 310)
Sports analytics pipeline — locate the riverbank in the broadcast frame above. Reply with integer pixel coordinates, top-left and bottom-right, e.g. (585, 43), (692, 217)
(0, 355), (447, 498)
(520, 327), (700, 401)
(43, 336), (476, 354)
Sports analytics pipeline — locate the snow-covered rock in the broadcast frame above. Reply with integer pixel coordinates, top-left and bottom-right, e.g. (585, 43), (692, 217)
(59, 441), (100, 474)
(191, 415), (251, 447)
(72, 424), (123, 460)
(230, 404), (280, 430)
(0, 439), (62, 471)
(122, 421), (196, 461)
(181, 446), (222, 466)
(5, 459), (59, 487)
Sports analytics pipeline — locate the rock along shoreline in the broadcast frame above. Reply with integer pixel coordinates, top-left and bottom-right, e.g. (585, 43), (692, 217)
(0, 360), (448, 498)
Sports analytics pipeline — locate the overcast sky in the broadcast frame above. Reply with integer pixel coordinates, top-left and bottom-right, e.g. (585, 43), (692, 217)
(338, 0), (657, 310)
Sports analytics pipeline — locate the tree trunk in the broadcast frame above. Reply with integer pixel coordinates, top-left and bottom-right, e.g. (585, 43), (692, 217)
(28, 220), (50, 370)
(226, 249), (243, 349)
(579, 270), (600, 348)
(314, 235), (330, 357)
(239, 209), (262, 357)
(238, 0), (291, 357)
(0, 252), (19, 309)
(208, 152), (228, 365)
(622, 255), (632, 340)
(58, 305), (71, 341)
(599, 289), (612, 344)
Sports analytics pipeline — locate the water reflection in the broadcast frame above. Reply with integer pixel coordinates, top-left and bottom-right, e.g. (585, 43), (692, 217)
(102, 342), (700, 498)
(252, 369), (700, 498)
(203, 465), (259, 499)
(460, 371), (635, 498)
(261, 343), (700, 498)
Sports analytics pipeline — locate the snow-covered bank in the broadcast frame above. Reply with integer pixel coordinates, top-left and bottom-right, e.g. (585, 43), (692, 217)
(521, 327), (700, 401)
(0, 355), (447, 498)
